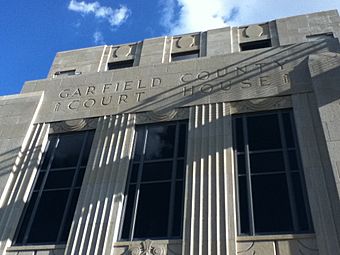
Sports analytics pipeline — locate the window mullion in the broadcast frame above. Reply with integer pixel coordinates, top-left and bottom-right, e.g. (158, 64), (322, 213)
(22, 136), (60, 244)
(278, 112), (299, 232)
(167, 121), (180, 237)
(56, 131), (89, 242)
(129, 126), (148, 240)
(243, 117), (255, 235)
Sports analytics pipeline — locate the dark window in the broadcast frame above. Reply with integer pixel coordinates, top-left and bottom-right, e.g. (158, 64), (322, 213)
(233, 110), (313, 235)
(54, 70), (78, 77)
(306, 32), (334, 41)
(120, 121), (187, 240)
(240, 39), (272, 51)
(14, 130), (95, 245)
(108, 59), (134, 70)
(171, 50), (199, 62)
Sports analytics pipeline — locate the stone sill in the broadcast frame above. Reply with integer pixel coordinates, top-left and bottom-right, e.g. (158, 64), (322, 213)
(237, 233), (315, 242)
(113, 239), (182, 246)
(7, 244), (66, 251)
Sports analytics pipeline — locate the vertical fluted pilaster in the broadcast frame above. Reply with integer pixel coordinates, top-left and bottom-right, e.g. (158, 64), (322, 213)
(0, 123), (49, 255)
(182, 103), (235, 255)
(65, 114), (135, 255)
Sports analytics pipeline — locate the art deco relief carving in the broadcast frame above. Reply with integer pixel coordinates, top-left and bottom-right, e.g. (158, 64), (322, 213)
(50, 117), (98, 133)
(230, 96), (292, 114)
(177, 36), (195, 48)
(135, 108), (189, 124)
(115, 45), (132, 57)
(127, 240), (166, 255)
(245, 25), (264, 38)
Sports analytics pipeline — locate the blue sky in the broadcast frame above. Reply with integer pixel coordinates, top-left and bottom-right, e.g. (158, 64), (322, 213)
(1, 0), (340, 96)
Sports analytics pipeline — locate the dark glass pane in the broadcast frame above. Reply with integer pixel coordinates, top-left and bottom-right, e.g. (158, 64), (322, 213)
(177, 123), (187, 157)
(44, 169), (75, 189)
(134, 183), (171, 238)
(250, 152), (285, 173)
(27, 190), (69, 243)
(145, 125), (176, 160)
(288, 150), (299, 171)
(235, 118), (244, 152)
(172, 181), (184, 237)
(34, 171), (46, 191)
(130, 164), (139, 183)
(176, 160), (185, 179)
(108, 59), (134, 70)
(51, 133), (85, 168)
(141, 161), (172, 182)
(238, 176), (250, 234)
(15, 192), (38, 244)
(171, 50), (199, 62)
(121, 185), (136, 239)
(237, 154), (246, 175)
(60, 189), (80, 242)
(75, 167), (87, 187)
(292, 173), (310, 231)
(80, 131), (95, 166)
(133, 128), (145, 161)
(252, 174), (293, 233)
(41, 137), (57, 169)
(247, 114), (282, 150)
(282, 113), (294, 148)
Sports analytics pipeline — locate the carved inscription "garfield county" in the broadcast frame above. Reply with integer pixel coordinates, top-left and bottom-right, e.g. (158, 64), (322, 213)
(54, 61), (290, 112)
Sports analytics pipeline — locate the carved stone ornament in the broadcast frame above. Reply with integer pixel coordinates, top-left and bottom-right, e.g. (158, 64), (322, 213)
(245, 25), (263, 38)
(115, 45), (132, 57)
(50, 117), (98, 133)
(230, 96), (292, 114)
(127, 240), (166, 255)
(135, 108), (189, 125)
(177, 36), (195, 48)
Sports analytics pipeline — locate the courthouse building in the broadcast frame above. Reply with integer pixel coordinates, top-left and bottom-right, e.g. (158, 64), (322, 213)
(1, 9), (340, 255)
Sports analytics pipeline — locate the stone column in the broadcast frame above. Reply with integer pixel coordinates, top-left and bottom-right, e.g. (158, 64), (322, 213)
(182, 103), (236, 255)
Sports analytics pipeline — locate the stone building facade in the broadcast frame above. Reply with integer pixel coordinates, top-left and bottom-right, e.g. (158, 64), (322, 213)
(0, 9), (340, 255)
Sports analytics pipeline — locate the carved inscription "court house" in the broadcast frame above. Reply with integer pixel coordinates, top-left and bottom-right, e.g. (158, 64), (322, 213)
(54, 61), (290, 112)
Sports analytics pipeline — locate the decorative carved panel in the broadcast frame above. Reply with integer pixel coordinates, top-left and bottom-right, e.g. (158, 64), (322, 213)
(115, 45), (132, 57)
(50, 117), (98, 133)
(135, 108), (189, 124)
(230, 96), (292, 114)
(245, 25), (264, 38)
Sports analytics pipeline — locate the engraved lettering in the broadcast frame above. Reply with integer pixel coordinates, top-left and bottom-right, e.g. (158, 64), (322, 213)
(102, 83), (112, 93)
(236, 66), (247, 75)
(197, 71), (210, 80)
(283, 73), (290, 84)
(59, 89), (70, 98)
(241, 80), (252, 88)
(101, 96), (112, 106)
(68, 100), (80, 110)
(219, 81), (231, 91)
(71, 88), (81, 97)
(118, 94), (128, 104)
(124, 81), (133, 91)
(182, 86), (194, 96)
(115, 82), (120, 92)
(180, 73), (193, 83)
(135, 92), (145, 102)
(255, 63), (266, 73)
(86, 86), (95, 95)
(259, 76), (271, 86)
(200, 84), (213, 93)
(217, 68), (228, 77)
(137, 80), (146, 89)
(151, 77), (161, 87)
(83, 99), (96, 108)
(54, 102), (61, 112)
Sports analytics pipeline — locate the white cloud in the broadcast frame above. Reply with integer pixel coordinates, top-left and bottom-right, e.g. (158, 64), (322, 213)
(68, 0), (130, 27)
(93, 31), (105, 44)
(162, 0), (340, 35)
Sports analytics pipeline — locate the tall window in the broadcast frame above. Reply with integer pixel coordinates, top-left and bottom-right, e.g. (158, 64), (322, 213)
(14, 130), (95, 245)
(233, 110), (313, 235)
(120, 121), (187, 240)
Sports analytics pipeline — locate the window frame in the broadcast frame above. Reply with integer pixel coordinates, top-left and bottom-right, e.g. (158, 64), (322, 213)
(171, 50), (200, 62)
(233, 109), (313, 236)
(13, 130), (95, 245)
(119, 120), (188, 241)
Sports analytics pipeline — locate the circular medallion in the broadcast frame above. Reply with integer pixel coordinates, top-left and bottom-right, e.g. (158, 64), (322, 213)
(177, 36), (195, 48)
(245, 25), (263, 38)
(115, 45), (131, 57)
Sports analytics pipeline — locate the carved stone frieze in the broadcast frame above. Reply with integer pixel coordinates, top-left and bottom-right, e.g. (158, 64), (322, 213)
(230, 96), (292, 114)
(135, 108), (189, 124)
(245, 25), (264, 38)
(127, 240), (166, 255)
(177, 36), (195, 49)
(115, 45), (132, 57)
(49, 117), (98, 133)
